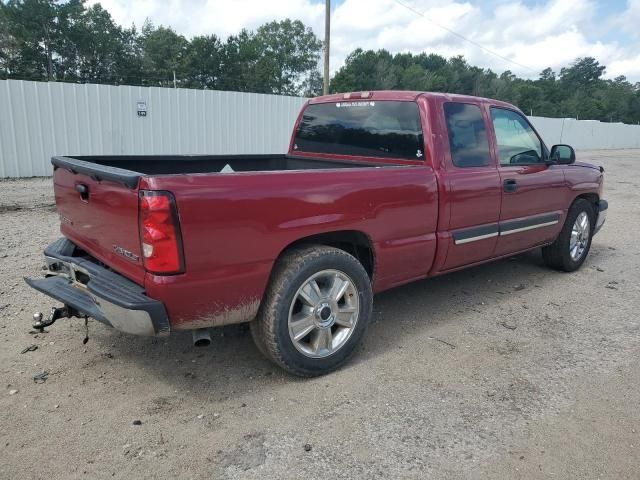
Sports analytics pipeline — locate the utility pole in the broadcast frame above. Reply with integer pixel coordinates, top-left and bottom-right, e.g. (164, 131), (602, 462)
(323, 0), (330, 95)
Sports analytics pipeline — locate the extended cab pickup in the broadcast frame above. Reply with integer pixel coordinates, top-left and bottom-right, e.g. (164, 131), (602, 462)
(26, 91), (607, 376)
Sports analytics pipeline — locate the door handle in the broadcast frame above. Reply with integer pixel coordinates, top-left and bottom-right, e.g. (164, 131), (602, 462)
(503, 179), (517, 193)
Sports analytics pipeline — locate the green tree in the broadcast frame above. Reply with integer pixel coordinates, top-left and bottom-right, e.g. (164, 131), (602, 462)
(140, 22), (188, 87)
(301, 67), (323, 97)
(330, 49), (400, 92)
(218, 29), (261, 92)
(218, 21), (321, 95)
(560, 57), (606, 91)
(59, 2), (127, 83)
(113, 24), (144, 85)
(0, 3), (18, 78)
(2, 0), (59, 80)
(183, 34), (224, 89)
(252, 19), (322, 95)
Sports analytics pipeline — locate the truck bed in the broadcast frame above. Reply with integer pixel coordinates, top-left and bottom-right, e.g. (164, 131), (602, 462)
(52, 154), (382, 188)
(50, 150), (438, 329)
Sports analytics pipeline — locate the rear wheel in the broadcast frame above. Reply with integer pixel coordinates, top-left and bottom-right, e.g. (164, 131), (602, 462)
(251, 245), (372, 377)
(542, 198), (595, 272)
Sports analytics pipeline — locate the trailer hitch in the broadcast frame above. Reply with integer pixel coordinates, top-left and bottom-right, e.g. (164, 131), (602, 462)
(32, 306), (71, 333)
(32, 306), (90, 342)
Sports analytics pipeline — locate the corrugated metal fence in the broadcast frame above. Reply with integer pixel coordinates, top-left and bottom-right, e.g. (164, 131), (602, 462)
(0, 80), (306, 177)
(529, 116), (640, 150)
(1, 79), (639, 178)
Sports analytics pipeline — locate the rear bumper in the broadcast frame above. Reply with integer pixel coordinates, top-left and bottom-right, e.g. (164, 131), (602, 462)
(594, 199), (608, 235)
(25, 238), (170, 336)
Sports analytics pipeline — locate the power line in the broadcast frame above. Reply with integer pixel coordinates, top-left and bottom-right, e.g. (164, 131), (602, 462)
(391, 0), (538, 74)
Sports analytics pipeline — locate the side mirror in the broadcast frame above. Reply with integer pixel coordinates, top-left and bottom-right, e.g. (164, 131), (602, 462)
(549, 144), (575, 165)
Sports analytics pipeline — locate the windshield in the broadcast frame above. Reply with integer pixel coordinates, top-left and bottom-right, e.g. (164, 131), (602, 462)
(292, 100), (424, 160)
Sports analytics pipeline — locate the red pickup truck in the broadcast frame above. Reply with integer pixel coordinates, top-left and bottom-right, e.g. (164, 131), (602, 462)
(26, 91), (607, 376)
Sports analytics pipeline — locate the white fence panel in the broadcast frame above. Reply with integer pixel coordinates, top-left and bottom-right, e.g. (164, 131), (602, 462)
(0, 80), (306, 178)
(2, 79), (640, 178)
(529, 116), (640, 150)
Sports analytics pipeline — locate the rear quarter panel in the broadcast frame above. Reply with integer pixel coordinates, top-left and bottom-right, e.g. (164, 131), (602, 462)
(141, 166), (438, 330)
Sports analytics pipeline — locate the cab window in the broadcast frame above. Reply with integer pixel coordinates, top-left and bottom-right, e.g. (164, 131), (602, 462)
(443, 102), (491, 168)
(293, 101), (424, 160)
(490, 108), (543, 165)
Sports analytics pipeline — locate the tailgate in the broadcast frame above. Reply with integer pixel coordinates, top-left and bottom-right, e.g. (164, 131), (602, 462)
(53, 167), (146, 285)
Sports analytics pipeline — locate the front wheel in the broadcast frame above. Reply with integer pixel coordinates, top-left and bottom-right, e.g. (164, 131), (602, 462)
(251, 245), (373, 377)
(542, 198), (595, 272)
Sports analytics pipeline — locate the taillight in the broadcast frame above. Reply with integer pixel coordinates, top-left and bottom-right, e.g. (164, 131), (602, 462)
(138, 191), (184, 274)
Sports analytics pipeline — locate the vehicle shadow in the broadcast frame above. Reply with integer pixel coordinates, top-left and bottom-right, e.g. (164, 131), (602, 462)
(92, 244), (612, 400)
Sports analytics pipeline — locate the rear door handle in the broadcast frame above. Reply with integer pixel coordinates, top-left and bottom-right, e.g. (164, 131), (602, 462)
(503, 179), (517, 193)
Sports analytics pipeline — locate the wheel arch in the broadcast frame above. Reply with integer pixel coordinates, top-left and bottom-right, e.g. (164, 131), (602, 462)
(573, 192), (599, 216)
(274, 230), (376, 280)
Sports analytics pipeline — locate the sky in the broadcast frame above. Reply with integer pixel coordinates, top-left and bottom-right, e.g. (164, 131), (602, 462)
(87, 0), (640, 82)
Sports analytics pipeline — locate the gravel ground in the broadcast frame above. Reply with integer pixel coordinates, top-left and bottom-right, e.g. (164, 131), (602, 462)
(1, 150), (639, 480)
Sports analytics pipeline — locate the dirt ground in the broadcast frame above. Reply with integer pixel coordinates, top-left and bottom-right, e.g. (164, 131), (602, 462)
(1, 150), (639, 480)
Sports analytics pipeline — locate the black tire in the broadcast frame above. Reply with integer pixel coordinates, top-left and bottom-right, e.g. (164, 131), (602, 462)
(249, 318), (269, 358)
(542, 198), (595, 272)
(251, 245), (373, 377)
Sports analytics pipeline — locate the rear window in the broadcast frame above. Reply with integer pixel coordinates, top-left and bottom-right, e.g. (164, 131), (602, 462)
(443, 102), (491, 168)
(292, 101), (424, 160)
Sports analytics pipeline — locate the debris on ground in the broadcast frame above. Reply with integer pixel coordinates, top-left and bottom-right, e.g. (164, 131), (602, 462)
(132, 420), (142, 426)
(33, 370), (49, 384)
(498, 321), (517, 330)
(21, 344), (38, 354)
(514, 284), (526, 291)
(304, 444), (312, 452)
(427, 336), (456, 349)
(9, 389), (19, 395)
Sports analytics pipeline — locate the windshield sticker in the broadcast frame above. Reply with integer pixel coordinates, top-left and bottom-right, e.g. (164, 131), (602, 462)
(336, 101), (375, 108)
(416, 150), (423, 158)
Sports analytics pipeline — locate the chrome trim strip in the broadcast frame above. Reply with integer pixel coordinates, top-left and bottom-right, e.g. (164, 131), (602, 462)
(454, 232), (499, 245)
(500, 220), (558, 236)
(451, 213), (560, 245)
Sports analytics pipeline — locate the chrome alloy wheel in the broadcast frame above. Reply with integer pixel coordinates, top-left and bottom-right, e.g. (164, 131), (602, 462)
(569, 211), (591, 261)
(288, 269), (360, 358)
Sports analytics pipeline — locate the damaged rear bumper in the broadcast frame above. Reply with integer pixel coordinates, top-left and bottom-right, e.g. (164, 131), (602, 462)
(25, 238), (170, 336)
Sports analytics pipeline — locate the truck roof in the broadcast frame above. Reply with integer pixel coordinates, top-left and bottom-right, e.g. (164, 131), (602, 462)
(309, 90), (518, 111)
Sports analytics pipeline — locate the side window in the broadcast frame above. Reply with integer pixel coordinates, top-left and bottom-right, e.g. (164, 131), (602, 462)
(490, 108), (543, 165)
(443, 103), (491, 168)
